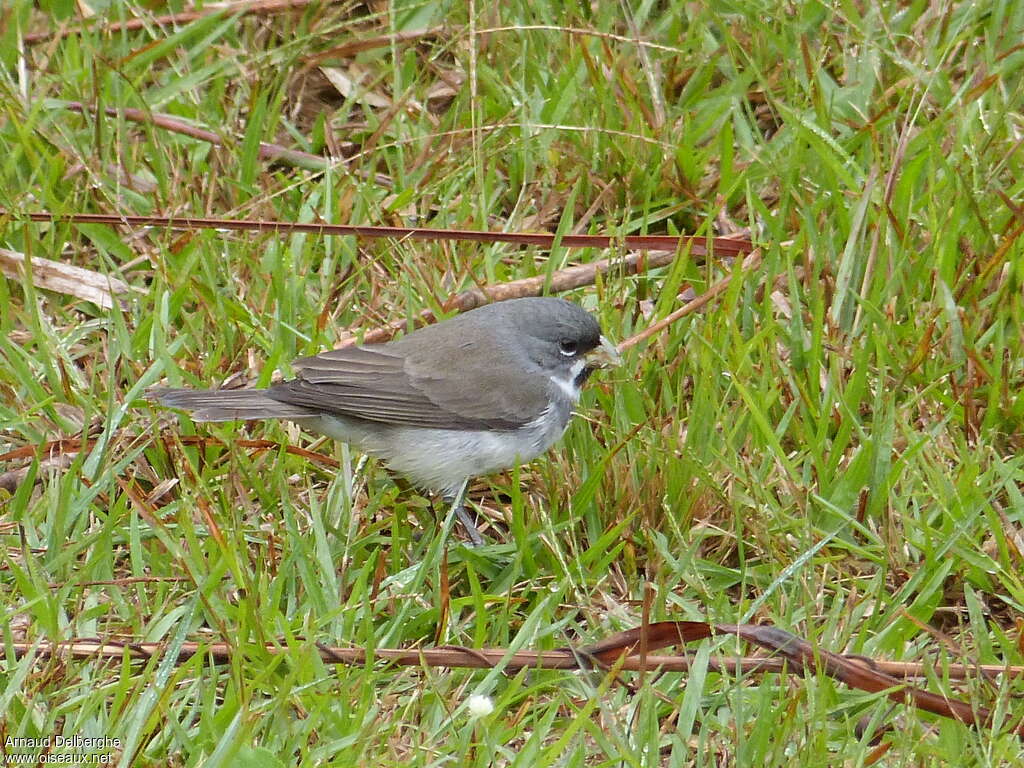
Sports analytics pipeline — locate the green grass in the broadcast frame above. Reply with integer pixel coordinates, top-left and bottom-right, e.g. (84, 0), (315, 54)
(2, 0), (1024, 764)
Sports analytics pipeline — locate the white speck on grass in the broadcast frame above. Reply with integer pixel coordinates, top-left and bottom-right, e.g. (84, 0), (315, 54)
(466, 694), (494, 718)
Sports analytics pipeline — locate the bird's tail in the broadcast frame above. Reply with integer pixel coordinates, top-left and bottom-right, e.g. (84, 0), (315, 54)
(147, 387), (315, 422)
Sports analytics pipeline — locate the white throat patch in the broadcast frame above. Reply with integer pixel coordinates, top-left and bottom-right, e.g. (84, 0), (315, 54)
(549, 358), (586, 401)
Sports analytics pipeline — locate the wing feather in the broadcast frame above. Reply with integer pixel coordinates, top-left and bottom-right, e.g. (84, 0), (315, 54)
(265, 340), (551, 431)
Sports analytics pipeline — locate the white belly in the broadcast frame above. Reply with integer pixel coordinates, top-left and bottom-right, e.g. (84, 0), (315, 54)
(305, 405), (572, 497)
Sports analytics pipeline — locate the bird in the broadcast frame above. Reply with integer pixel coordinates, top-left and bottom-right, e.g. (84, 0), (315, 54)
(147, 296), (620, 545)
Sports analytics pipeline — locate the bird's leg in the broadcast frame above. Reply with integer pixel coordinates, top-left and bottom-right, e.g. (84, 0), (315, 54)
(443, 480), (485, 547)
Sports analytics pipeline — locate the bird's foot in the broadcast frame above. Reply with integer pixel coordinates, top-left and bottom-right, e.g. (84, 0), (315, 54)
(453, 503), (486, 547)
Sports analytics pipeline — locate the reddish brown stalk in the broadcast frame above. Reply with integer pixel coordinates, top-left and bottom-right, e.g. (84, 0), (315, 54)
(6, 211), (754, 255)
(0, 434), (341, 495)
(616, 249), (763, 351)
(11, 635), (1021, 682)
(10, 620), (1023, 738)
(349, 244), (752, 344)
(304, 27), (446, 62)
(22, 0), (346, 46)
(64, 103), (332, 171)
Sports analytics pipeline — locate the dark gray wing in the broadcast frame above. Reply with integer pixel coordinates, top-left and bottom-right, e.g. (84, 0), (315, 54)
(265, 335), (552, 431)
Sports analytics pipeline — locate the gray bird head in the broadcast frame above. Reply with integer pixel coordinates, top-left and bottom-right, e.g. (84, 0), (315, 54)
(395, 297), (619, 388)
(485, 297), (620, 385)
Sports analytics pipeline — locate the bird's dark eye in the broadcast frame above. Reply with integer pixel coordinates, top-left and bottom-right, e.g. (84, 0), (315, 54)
(558, 339), (578, 357)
